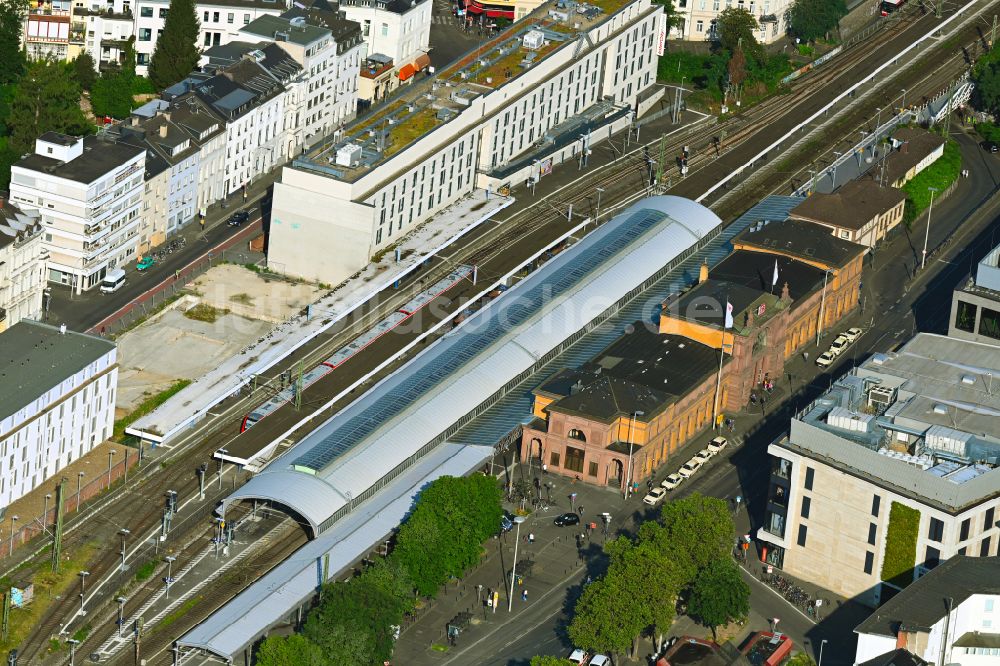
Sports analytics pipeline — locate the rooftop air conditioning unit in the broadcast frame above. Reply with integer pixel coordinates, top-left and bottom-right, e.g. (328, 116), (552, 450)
(334, 143), (362, 167)
(867, 385), (896, 410)
(522, 29), (545, 50)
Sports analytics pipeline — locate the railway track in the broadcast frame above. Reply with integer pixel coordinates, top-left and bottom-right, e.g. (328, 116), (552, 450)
(11, 4), (975, 660)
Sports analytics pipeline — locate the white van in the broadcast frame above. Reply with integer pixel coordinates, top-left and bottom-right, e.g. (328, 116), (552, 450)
(100, 268), (126, 294)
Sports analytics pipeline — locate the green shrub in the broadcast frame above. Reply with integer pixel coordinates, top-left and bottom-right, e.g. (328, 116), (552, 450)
(134, 560), (157, 582)
(901, 139), (961, 220)
(881, 502), (920, 588)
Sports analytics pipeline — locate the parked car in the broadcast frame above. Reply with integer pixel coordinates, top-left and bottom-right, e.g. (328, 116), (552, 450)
(500, 512), (513, 533)
(661, 473), (684, 490)
(554, 512), (580, 527)
(569, 649), (589, 664)
(642, 487), (667, 506)
(691, 449), (712, 464)
(590, 656), (613, 666)
(983, 140), (999, 153)
(828, 334), (850, 357)
(136, 256), (156, 271)
(678, 459), (702, 478)
(816, 351), (836, 368)
(707, 436), (728, 454)
(842, 327), (863, 343)
(227, 210), (251, 227)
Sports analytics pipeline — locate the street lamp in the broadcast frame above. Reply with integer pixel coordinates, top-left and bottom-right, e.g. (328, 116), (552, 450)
(76, 471), (85, 512)
(108, 449), (116, 487)
(43, 494), (51, 534)
(116, 596), (127, 638)
(830, 152), (843, 189)
(819, 639), (829, 666)
(164, 556), (177, 599)
(119, 529), (131, 574)
(7, 516), (17, 556)
(507, 515), (526, 612)
(67, 639), (79, 666)
(624, 410), (645, 498)
(594, 187), (605, 224)
(901, 88), (907, 110)
(78, 571), (90, 613)
(922, 187), (939, 271)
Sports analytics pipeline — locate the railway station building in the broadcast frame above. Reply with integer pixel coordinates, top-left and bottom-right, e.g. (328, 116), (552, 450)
(789, 179), (906, 249)
(177, 196), (723, 663)
(266, 0), (666, 286)
(659, 216), (866, 412)
(756, 334), (1000, 607)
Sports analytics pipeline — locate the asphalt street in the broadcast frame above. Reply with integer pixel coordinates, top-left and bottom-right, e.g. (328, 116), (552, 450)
(395, 125), (1000, 664)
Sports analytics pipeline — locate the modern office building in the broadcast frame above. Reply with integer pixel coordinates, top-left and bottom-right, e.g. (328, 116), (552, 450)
(268, 0), (666, 286)
(854, 556), (1000, 666)
(789, 179), (906, 248)
(0, 202), (47, 333)
(9, 133), (146, 292)
(950, 242), (1000, 347)
(659, 215), (865, 411)
(756, 334), (1000, 607)
(0, 321), (117, 508)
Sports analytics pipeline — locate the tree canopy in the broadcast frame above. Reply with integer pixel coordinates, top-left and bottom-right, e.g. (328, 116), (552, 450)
(148, 0), (200, 89)
(715, 8), (762, 61)
(393, 474), (502, 596)
(73, 53), (98, 92)
(0, 0), (28, 86)
(8, 58), (91, 155)
(656, 493), (734, 580)
(255, 635), (328, 666)
(973, 44), (1000, 118)
(686, 557), (750, 638)
(788, 0), (847, 42)
(91, 38), (138, 118)
(530, 657), (575, 666)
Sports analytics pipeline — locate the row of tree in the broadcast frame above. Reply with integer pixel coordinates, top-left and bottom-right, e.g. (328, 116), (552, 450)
(567, 495), (750, 659)
(255, 475), (503, 666)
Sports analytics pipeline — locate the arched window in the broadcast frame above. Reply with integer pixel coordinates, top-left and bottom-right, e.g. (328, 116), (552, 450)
(568, 429), (586, 442)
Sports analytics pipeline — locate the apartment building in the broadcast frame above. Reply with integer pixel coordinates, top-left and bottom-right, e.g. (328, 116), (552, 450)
(0, 321), (117, 509)
(133, 0), (288, 74)
(789, 179), (906, 248)
(951, 242), (1000, 346)
(76, 6), (136, 72)
(25, 0), (75, 61)
(335, 0), (430, 77)
(756, 334), (1000, 607)
(164, 51), (290, 196)
(672, 0), (788, 44)
(9, 133), (145, 293)
(269, 0), (665, 286)
(237, 13), (364, 152)
(0, 203), (47, 333)
(854, 556), (1000, 666)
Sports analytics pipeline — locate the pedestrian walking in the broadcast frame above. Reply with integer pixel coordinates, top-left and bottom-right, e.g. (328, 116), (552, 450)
(542, 464), (548, 474)
(522, 589), (528, 602)
(528, 532), (535, 544)
(578, 505), (584, 516)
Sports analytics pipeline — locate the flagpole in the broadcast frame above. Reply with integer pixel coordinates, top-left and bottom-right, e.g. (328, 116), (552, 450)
(712, 299), (729, 428)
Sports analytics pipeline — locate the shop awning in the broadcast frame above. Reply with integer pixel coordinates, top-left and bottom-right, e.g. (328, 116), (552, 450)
(398, 63), (416, 81)
(414, 53), (431, 71)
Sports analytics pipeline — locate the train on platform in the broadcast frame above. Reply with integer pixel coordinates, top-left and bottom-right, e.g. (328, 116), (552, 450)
(880, 0), (905, 16)
(240, 266), (474, 433)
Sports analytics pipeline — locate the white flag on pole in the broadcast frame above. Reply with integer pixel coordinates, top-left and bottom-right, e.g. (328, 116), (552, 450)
(724, 301), (734, 329)
(772, 259), (779, 287)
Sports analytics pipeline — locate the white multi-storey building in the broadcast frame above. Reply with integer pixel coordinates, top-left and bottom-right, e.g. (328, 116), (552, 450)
(757, 334), (1000, 608)
(163, 55), (288, 196)
(0, 321), (117, 509)
(268, 0), (664, 286)
(0, 203), (47, 333)
(77, 6), (135, 72)
(672, 0), (787, 44)
(854, 556), (1000, 666)
(133, 0), (288, 74)
(238, 13), (364, 153)
(10, 133), (145, 293)
(336, 0), (430, 74)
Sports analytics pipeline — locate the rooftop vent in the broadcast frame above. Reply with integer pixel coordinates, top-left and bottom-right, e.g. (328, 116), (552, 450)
(933, 404), (948, 415)
(961, 374), (976, 385)
(290, 16), (306, 27)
